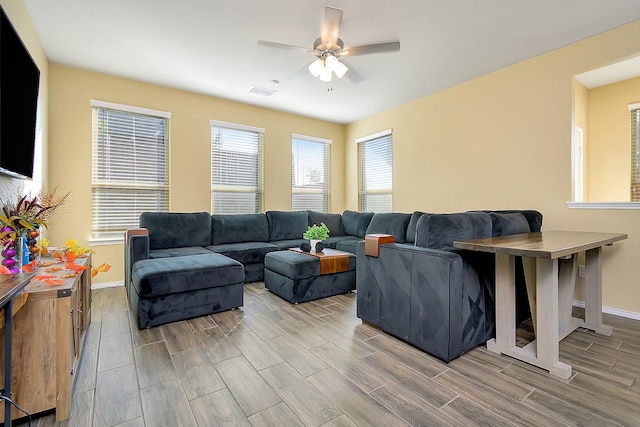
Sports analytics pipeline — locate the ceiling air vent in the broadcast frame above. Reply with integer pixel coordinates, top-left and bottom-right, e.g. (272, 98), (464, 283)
(248, 85), (277, 97)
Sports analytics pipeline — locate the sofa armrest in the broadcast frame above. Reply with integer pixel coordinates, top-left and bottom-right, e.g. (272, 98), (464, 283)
(357, 241), (467, 361)
(124, 229), (149, 292)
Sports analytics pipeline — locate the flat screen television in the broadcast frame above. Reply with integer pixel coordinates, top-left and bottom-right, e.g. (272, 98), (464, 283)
(0, 5), (40, 180)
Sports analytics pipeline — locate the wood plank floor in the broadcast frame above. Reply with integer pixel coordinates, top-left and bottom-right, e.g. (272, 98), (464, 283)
(15, 283), (640, 426)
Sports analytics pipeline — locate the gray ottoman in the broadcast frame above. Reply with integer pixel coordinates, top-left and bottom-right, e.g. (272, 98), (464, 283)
(264, 250), (356, 303)
(130, 253), (244, 328)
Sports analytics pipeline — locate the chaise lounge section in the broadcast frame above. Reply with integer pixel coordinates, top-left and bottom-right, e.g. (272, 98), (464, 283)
(131, 253), (245, 328)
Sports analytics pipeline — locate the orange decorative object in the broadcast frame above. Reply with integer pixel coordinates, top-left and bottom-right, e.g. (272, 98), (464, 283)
(28, 230), (40, 238)
(34, 275), (65, 286)
(22, 260), (38, 272)
(29, 245), (40, 253)
(38, 261), (58, 267)
(91, 263), (111, 278)
(65, 262), (89, 273)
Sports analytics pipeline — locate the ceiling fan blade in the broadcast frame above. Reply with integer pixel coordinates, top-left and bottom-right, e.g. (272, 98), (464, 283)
(344, 41), (401, 56)
(257, 39), (308, 51)
(320, 7), (343, 47)
(289, 62), (313, 81)
(340, 60), (364, 84)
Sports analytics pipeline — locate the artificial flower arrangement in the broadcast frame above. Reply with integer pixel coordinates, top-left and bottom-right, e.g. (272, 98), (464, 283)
(0, 186), (70, 238)
(0, 186), (70, 273)
(0, 187), (111, 285)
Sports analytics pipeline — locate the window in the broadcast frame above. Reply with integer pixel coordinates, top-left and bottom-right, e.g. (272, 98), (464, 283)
(210, 120), (264, 214)
(630, 103), (640, 201)
(292, 134), (330, 212)
(91, 100), (170, 240)
(357, 129), (393, 212)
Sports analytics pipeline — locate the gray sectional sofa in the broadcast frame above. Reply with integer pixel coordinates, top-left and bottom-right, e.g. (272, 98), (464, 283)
(124, 207), (541, 365)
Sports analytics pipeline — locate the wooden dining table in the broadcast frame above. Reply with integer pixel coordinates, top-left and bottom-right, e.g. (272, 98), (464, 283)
(453, 230), (627, 379)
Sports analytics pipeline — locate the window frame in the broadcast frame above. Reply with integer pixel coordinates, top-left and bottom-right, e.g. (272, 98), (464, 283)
(291, 133), (331, 212)
(357, 129), (393, 213)
(630, 102), (640, 202)
(210, 119), (265, 214)
(90, 100), (171, 244)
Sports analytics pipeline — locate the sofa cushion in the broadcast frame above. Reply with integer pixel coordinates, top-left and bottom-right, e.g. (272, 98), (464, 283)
(264, 251), (319, 280)
(266, 210), (309, 241)
(307, 211), (345, 236)
(365, 213), (412, 244)
(341, 210), (374, 238)
(406, 211), (428, 244)
(132, 253), (244, 298)
(489, 212), (531, 237)
(270, 239), (307, 250)
(470, 210), (543, 233)
(211, 213), (269, 244)
(415, 212), (492, 250)
(149, 246), (213, 259)
(335, 238), (362, 254)
(140, 212), (211, 250)
(206, 241), (279, 264)
(322, 235), (358, 249)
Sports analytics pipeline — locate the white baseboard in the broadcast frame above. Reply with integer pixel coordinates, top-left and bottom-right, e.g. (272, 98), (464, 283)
(573, 300), (640, 321)
(92, 281), (124, 290)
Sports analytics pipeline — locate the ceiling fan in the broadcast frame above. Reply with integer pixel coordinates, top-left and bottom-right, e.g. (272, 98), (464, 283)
(257, 6), (400, 84)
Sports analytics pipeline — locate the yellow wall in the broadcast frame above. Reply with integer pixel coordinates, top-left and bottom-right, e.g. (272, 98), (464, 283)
(48, 65), (345, 285)
(587, 75), (640, 201)
(346, 20), (640, 314)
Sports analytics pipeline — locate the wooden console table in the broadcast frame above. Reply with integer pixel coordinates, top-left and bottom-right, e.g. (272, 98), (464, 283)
(453, 231), (627, 379)
(0, 255), (92, 422)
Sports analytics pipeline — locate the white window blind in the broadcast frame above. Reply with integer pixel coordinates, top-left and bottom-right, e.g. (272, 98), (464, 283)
(211, 120), (264, 214)
(358, 130), (393, 212)
(91, 101), (170, 240)
(292, 134), (330, 212)
(630, 104), (640, 202)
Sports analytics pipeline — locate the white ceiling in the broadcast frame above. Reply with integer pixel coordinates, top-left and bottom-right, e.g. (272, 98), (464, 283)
(23, 0), (640, 124)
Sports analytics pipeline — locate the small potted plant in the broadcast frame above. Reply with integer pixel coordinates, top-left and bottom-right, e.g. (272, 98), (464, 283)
(303, 223), (330, 252)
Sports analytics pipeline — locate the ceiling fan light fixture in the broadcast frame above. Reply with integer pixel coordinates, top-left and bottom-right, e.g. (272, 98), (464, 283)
(324, 54), (339, 72)
(308, 59), (324, 78)
(334, 61), (348, 78)
(319, 67), (332, 82)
